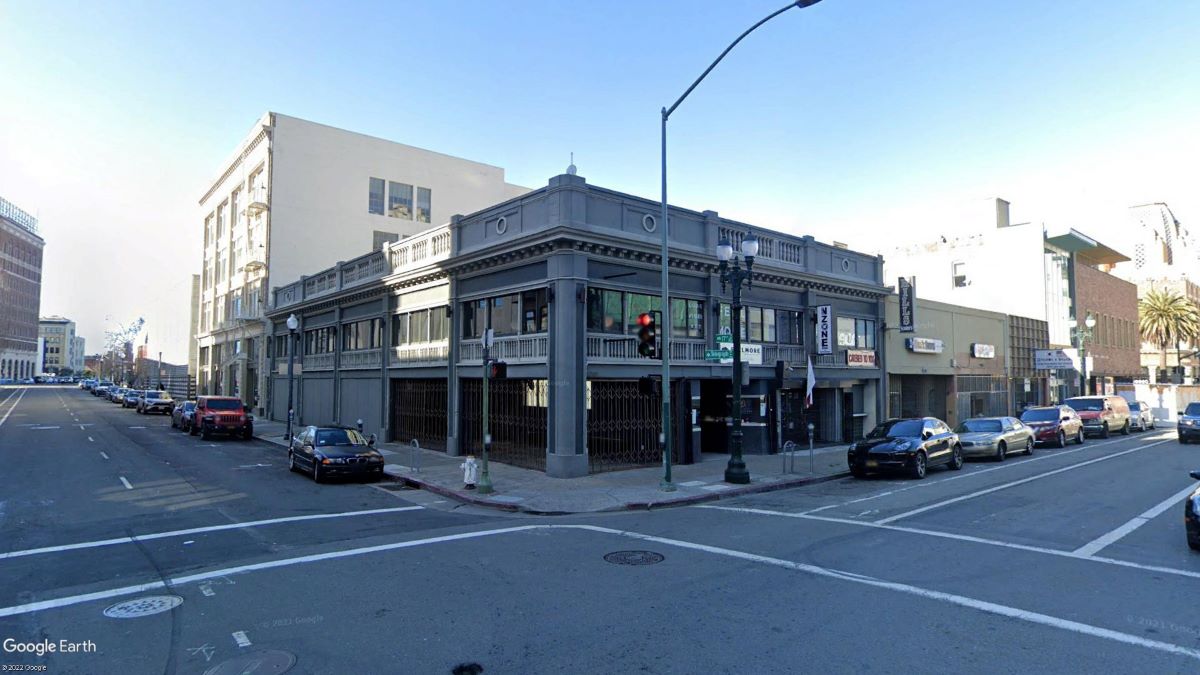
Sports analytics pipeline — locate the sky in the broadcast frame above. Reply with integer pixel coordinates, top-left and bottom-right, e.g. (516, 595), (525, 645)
(1, 0), (1197, 364)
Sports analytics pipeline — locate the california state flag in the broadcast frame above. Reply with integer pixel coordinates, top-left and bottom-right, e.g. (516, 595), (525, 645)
(805, 355), (815, 408)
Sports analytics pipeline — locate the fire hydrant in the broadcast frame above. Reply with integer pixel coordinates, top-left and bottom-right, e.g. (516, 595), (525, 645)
(460, 455), (479, 490)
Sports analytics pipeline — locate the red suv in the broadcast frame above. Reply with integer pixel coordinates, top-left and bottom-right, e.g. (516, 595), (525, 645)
(191, 396), (253, 440)
(1019, 405), (1085, 447)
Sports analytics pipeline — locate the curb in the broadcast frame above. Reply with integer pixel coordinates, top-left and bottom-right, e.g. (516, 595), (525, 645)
(381, 468), (852, 516)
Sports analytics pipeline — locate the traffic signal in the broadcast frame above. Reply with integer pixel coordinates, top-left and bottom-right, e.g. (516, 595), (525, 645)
(637, 376), (660, 397)
(487, 360), (508, 379)
(637, 312), (659, 358)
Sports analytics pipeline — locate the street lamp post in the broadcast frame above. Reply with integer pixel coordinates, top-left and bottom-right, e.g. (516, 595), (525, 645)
(285, 313), (299, 442)
(660, 0), (821, 490)
(717, 232), (759, 484)
(1077, 313), (1096, 396)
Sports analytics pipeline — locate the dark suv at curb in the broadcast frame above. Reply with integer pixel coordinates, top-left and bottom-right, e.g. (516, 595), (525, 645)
(848, 417), (963, 479)
(1178, 402), (1200, 444)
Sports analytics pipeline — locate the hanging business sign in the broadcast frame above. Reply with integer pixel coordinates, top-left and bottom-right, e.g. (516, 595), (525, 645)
(898, 277), (916, 333)
(846, 350), (877, 367)
(1034, 348), (1091, 371)
(906, 337), (944, 354)
(972, 343), (996, 359)
(720, 343), (763, 366)
(816, 305), (833, 354)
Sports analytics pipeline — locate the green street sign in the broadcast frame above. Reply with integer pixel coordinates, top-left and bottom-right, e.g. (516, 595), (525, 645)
(705, 349), (732, 361)
(715, 334), (733, 344)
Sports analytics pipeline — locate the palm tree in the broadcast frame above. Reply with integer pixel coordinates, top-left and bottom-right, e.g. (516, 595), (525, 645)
(1138, 288), (1200, 382)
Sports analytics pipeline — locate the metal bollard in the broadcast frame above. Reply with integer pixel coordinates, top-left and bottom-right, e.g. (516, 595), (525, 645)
(410, 439), (420, 473)
(782, 440), (796, 474)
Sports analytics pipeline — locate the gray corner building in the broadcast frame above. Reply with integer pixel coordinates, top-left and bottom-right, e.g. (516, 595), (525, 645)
(266, 174), (887, 477)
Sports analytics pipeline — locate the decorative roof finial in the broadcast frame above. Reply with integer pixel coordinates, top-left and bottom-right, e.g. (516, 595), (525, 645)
(567, 152), (577, 176)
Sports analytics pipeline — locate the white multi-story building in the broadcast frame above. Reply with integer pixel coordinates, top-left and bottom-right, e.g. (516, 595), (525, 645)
(38, 316), (82, 374)
(194, 112), (529, 410)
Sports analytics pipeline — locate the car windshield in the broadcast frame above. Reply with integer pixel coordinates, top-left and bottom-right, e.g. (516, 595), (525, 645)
(1186, 403), (1200, 416)
(205, 399), (242, 410)
(867, 420), (924, 438)
(1021, 409), (1060, 422)
(183, 402), (195, 411)
(316, 429), (368, 447)
(957, 419), (1002, 433)
(1064, 398), (1103, 412)
(148, 391), (168, 398)
(1128, 402), (1141, 411)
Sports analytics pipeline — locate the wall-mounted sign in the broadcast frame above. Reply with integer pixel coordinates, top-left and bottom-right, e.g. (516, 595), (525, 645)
(898, 277), (916, 333)
(846, 349), (877, 367)
(972, 343), (996, 359)
(906, 337), (943, 354)
(719, 343), (763, 366)
(816, 305), (833, 354)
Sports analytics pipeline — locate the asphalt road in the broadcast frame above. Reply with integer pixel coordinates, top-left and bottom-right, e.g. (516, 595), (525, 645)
(2, 386), (1199, 674)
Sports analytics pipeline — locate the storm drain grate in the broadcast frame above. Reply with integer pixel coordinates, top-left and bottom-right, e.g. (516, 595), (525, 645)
(204, 650), (296, 675)
(103, 595), (183, 618)
(604, 550), (665, 566)
(375, 482), (417, 492)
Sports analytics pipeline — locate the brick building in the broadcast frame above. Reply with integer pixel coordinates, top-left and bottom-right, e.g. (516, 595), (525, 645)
(1075, 262), (1141, 394)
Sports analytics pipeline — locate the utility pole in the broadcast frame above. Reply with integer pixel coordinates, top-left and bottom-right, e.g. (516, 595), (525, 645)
(478, 328), (494, 494)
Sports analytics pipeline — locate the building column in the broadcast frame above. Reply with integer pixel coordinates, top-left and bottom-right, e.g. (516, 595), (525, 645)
(545, 253), (588, 478)
(445, 278), (462, 456)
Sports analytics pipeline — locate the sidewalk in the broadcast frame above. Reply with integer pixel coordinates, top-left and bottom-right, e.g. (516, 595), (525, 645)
(252, 419), (849, 514)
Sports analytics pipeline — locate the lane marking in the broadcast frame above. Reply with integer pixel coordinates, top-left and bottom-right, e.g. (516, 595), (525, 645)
(119, 477), (133, 490)
(99, 452), (109, 460)
(232, 631), (251, 647)
(1, 524), (1198, 663)
(697, 504), (1200, 582)
(0, 388), (28, 428)
(0, 506), (425, 560)
(876, 439), (1173, 525)
(87, 436), (94, 442)
(801, 433), (1163, 516)
(1072, 482), (1199, 557)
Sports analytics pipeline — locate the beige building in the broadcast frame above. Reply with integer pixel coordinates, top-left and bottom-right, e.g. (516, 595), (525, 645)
(884, 296), (1010, 427)
(38, 316), (83, 374)
(194, 112), (528, 411)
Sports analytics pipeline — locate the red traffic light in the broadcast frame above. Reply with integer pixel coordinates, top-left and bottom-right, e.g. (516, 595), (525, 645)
(638, 313), (654, 327)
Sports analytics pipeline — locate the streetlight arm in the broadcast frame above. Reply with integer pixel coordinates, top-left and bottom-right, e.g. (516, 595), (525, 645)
(664, 1), (818, 120)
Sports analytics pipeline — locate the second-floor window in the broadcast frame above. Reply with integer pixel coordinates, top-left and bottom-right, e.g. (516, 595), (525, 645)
(304, 326), (336, 355)
(368, 178), (385, 215)
(416, 187), (431, 223)
(388, 182), (413, 219)
(836, 317), (876, 349)
(342, 318), (384, 351)
(461, 291), (549, 338)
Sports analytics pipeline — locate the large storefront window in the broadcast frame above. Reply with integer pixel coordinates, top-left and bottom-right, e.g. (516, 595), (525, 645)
(625, 293), (662, 333)
(587, 288), (625, 334)
(304, 327), (336, 355)
(670, 298), (704, 339)
(720, 304), (799, 344)
(462, 299), (486, 339)
(394, 307), (449, 345)
(522, 289), (548, 333)
(342, 318), (383, 351)
(490, 294), (520, 336)
(462, 291), (551, 338)
(587, 288), (705, 338)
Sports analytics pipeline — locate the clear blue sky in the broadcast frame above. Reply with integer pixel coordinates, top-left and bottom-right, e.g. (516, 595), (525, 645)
(1, 0), (1197, 362)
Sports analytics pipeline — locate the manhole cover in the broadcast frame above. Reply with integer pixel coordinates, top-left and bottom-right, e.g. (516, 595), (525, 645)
(603, 550), (665, 566)
(103, 595), (183, 618)
(204, 650), (296, 675)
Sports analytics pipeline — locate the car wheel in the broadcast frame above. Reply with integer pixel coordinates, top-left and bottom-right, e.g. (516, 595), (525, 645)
(189, 421), (199, 436)
(312, 461), (323, 483)
(1121, 420), (1131, 436)
(170, 418), (177, 429)
(850, 465), (866, 479)
(1101, 423), (1110, 439)
(201, 426), (211, 440)
(995, 442), (1006, 462)
(242, 428), (253, 441)
(288, 452), (299, 473)
(1076, 428), (1085, 444)
(1057, 431), (1067, 448)
(910, 451), (927, 479)
(1025, 438), (1034, 456)
(949, 445), (964, 471)
(1189, 536), (1200, 552)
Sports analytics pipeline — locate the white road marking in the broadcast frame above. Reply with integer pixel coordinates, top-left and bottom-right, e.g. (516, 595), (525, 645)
(0, 506), (425, 560)
(200, 586), (215, 597)
(88, 436), (94, 442)
(1072, 482), (1199, 557)
(1, 524), (1197, 663)
(0, 388), (28, 428)
(119, 476), (133, 490)
(697, 504), (1200, 582)
(232, 631), (251, 647)
(802, 433), (1160, 516)
(31, 426), (60, 430)
(128, 426), (147, 430)
(876, 439), (1173, 524)
(187, 644), (215, 662)
(99, 452), (109, 460)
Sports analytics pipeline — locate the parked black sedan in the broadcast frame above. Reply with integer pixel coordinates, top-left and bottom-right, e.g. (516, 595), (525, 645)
(171, 401), (197, 432)
(848, 417), (963, 479)
(287, 426), (385, 483)
(1187, 470), (1200, 551)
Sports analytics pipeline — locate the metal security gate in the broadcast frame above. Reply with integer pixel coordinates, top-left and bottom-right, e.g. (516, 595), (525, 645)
(390, 378), (448, 449)
(586, 380), (669, 473)
(461, 379), (547, 471)
(956, 375), (1009, 420)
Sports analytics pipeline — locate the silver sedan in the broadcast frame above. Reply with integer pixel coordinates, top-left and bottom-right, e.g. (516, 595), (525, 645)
(954, 416), (1035, 461)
